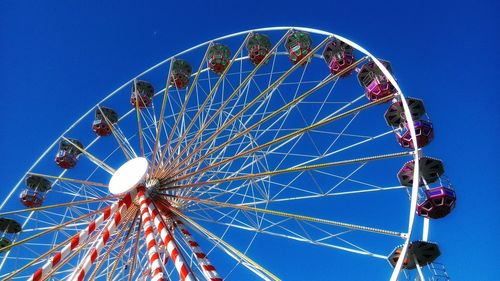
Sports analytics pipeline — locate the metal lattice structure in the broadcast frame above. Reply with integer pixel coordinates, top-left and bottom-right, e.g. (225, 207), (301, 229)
(0, 27), (455, 280)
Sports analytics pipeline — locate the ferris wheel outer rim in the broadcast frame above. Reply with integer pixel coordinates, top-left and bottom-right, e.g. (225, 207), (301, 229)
(0, 26), (424, 280)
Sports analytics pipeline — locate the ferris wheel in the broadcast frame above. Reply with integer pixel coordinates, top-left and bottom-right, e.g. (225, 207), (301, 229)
(0, 27), (456, 281)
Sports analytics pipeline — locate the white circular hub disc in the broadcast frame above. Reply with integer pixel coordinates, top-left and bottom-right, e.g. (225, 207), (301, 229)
(109, 157), (148, 195)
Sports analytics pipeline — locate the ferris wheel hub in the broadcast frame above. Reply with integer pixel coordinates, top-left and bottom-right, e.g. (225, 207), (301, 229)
(109, 157), (149, 195)
(145, 178), (160, 190)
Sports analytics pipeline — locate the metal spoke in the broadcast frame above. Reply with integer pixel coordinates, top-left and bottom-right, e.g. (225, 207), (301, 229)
(170, 207), (281, 281)
(163, 36), (334, 180)
(39, 229), (101, 281)
(168, 93), (394, 185)
(156, 34), (252, 176)
(62, 137), (116, 174)
(170, 56), (367, 179)
(88, 207), (138, 280)
(105, 209), (139, 280)
(2, 233), (77, 280)
(0, 195), (118, 216)
(27, 172), (108, 188)
(133, 79), (146, 157)
(3, 205), (110, 271)
(153, 44), (213, 178)
(169, 195), (404, 237)
(167, 151), (410, 191)
(128, 213), (143, 281)
(149, 62), (173, 175)
(98, 105), (134, 160)
(160, 31), (293, 178)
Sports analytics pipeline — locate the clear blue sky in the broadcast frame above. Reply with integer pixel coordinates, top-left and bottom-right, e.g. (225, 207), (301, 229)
(0, 0), (498, 280)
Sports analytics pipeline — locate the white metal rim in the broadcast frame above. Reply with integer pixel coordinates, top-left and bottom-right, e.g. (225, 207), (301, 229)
(0, 26), (424, 280)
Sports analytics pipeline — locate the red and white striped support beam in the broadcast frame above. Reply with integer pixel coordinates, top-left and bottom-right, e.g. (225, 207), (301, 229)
(137, 188), (166, 281)
(29, 193), (134, 281)
(144, 197), (194, 281)
(174, 218), (222, 281)
(70, 192), (135, 281)
(157, 239), (170, 268)
(142, 239), (170, 280)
